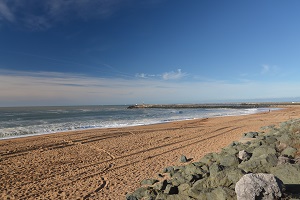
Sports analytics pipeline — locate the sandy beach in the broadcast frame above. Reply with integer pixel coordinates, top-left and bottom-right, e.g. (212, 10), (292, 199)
(1, 106), (299, 200)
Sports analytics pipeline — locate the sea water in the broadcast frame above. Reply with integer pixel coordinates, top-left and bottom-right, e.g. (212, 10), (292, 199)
(0, 105), (276, 139)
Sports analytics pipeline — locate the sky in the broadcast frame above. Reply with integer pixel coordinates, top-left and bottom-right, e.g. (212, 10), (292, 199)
(1, 0), (300, 106)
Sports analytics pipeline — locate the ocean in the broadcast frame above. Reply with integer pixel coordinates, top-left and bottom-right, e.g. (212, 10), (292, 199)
(0, 105), (275, 139)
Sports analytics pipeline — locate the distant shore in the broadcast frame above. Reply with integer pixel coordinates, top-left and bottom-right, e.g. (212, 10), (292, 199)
(127, 102), (300, 109)
(1, 105), (300, 199)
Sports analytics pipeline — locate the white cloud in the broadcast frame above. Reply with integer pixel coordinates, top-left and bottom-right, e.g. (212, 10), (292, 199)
(0, 0), (14, 22)
(136, 69), (187, 80)
(162, 69), (187, 80)
(261, 64), (279, 75)
(1, 69), (299, 106)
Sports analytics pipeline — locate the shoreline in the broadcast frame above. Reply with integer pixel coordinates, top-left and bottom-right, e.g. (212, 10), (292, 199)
(1, 106), (299, 199)
(0, 107), (278, 141)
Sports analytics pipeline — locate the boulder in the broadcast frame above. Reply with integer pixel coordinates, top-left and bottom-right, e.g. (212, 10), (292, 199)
(252, 145), (277, 157)
(277, 156), (292, 165)
(140, 178), (158, 186)
(238, 153), (278, 173)
(264, 136), (278, 146)
(238, 150), (251, 161)
(235, 173), (283, 200)
(153, 180), (168, 191)
(180, 155), (188, 163)
(219, 154), (239, 167)
(281, 146), (297, 158)
(277, 134), (292, 145)
(126, 187), (148, 199)
(177, 183), (191, 196)
(270, 163), (300, 185)
(243, 132), (259, 138)
(209, 163), (223, 177)
(164, 184), (178, 194)
(207, 187), (236, 200)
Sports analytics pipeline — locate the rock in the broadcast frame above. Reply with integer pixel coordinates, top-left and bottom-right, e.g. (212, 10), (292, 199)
(277, 156), (292, 165)
(277, 134), (292, 145)
(276, 142), (288, 152)
(238, 150), (251, 161)
(219, 154), (239, 167)
(281, 146), (297, 158)
(164, 184), (178, 194)
(243, 132), (259, 138)
(144, 189), (157, 200)
(238, 154), (278, 173)
(199, 153), (218, 166)
(270, 163), (300, 185)
(264, 136), (278, 146)
(206, 167), (244, 189)
(126, 194), (138, 200)
(252, 145), (277, 157)
(221, 146), (239, 155)
(141, 178), (158, 186)
(170, 172), (187, 186)
(163, 166), (176, 176)
(165, 194), (194, 200)
(209, 163), (223, 177)
(180, 155), (188, 163)
(126, 187), (148, 199)
(177, 183), (191, 196)
(207, 187), (236, 200)
(183, 163), (204, 176)
(235, 173), (283, 200)
(153, 180), (168, 191)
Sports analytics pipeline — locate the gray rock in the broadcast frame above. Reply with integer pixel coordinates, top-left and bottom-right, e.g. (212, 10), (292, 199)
(170, 172), (187, 186)
(277, 156), (292, 165)
(238, 153), (278, 173)
(164, 184), (178, 194)
(206, 167), (244, 189)
(165, 194), (194, 200)
(180, 155), (188, 163)
(270, 163), (300, 185)
(252, 145), (277, 157)
(153, 180), (168, 191)
(238, 150), (251, 161)
(281, 146), (297, 158)
(209, 163), (223, 177)
(199, 153), (218, 166)
(183, 163), (204, 175)
(276, 142), (288, 152)
(126, 194), (138, 200)
(163, 166), (174, 174)
(219, 154), (239, 167)
(277, 134), (292, 145)
(141, 178), (158, 186)
(177, 183), (191, 196)
(243, 132), (259, 138)
(235, 173), (283, 200)
(207, 187), (236, 200)
(126, 187), (148, 199)
(221, 146), (239, 156)
(264, 136), (278, 145)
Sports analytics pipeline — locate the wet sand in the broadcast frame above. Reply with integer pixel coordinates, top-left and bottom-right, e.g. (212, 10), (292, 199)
(1, 106), (299, 199)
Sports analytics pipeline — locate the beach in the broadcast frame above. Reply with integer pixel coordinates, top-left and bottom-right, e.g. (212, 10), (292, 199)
(1, 106), (299, 199)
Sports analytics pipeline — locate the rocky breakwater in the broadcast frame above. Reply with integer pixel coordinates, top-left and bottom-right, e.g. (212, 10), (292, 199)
(126, 119), (300, 200)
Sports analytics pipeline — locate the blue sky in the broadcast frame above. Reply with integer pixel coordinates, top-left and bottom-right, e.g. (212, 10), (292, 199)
(1, 0), (300, 106)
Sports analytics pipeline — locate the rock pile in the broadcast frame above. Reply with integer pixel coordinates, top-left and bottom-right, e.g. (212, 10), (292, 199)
(126, 119), (300, 200)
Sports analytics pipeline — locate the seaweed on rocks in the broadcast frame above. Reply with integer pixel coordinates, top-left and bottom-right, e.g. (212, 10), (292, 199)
(126, 119), (300, 200)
